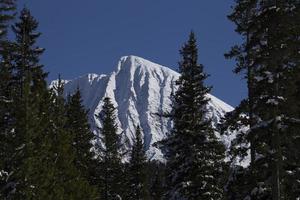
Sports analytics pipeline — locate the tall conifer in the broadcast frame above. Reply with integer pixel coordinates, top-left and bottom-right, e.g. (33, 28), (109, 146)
(161, 32), (226, 200)
(0, 0), (16, 198)
(66, 88), (97, 185)
(47, 79), (97, 200)
(8, 9), (97, 199)
(10, 8), (49, 198)
(148, 161), (165, 200)
(225, 0), (300, 199)
(126, 125), (150, 200)
(96, 97), (124, 200)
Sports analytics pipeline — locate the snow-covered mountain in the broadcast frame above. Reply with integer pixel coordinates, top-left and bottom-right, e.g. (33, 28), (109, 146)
(52, 55), (234, 160)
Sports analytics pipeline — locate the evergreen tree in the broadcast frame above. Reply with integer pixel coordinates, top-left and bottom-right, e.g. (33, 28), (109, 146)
(126, 125), (150, 200)
(66, 88), (97, 186)
(96, 97), (124, 200)
(286, 70), (300, 199)
(8, 8), (49, 198)
(47, 78), (97, 200)
(0, 0), (16, 198)
(225, 0), (300, 199)
(222, 0), (259, 190)
(7, 9), (97, 199)
(161, 32), (226, 200)
(12, 8), (48, 96)
(148, 161), (166, 200)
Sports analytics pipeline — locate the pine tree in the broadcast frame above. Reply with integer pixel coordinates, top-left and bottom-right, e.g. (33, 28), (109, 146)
(96, 97), (124, 200)
(161, 32), (226, 200)
(126, 125), (150, 200)
(66, 88), (97, 186)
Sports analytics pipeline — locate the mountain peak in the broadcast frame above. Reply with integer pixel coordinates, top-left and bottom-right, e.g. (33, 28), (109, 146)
(119, 55), (154, 65)
(54, 56), (234, 161)
(116, 55), (177, 76)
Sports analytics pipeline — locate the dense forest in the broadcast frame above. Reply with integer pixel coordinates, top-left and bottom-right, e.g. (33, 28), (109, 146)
(0, 0), (299, 199)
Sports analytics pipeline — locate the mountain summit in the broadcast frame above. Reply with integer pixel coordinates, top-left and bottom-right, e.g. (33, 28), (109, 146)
(52, 55), (234, 160)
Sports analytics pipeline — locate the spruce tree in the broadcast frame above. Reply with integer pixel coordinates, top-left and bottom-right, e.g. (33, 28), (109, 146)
(126, 125), (150, 200)
(96, 97), (124, 200)
(222, 0), (260, 193)
(66, 88), (97, 186)
(9, 8), (50, 198)
(225, 0), (300, 199)
(161, 32), (226, 200)
(47, 79), (97, 200)
(0, 0), (16, 198)
(280, 5), (300, 197)
(7, 9), (97, 199)
(148, 161), (166, 200)
(287, 70), (300, 199)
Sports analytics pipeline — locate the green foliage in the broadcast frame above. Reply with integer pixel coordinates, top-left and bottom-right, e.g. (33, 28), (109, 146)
(96, 97), (124, 200)
(224, 0), (300, 199)
(0, 1), (16, 198)
(0, 8), (98, 199)
(66, 88), (97, 185)
(161, 32), (226, 200)
(126, 125), (150, 200)
(8, 8), (50, 198)
(147, 161), (166, 200)
(46, 80), (97, 199)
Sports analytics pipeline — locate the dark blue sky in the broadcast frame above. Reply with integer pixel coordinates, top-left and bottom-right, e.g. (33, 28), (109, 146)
(18, 0), (246, 106)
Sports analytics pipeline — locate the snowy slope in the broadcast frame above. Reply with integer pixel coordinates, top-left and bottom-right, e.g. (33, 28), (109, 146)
(52, 55), (234, 160)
